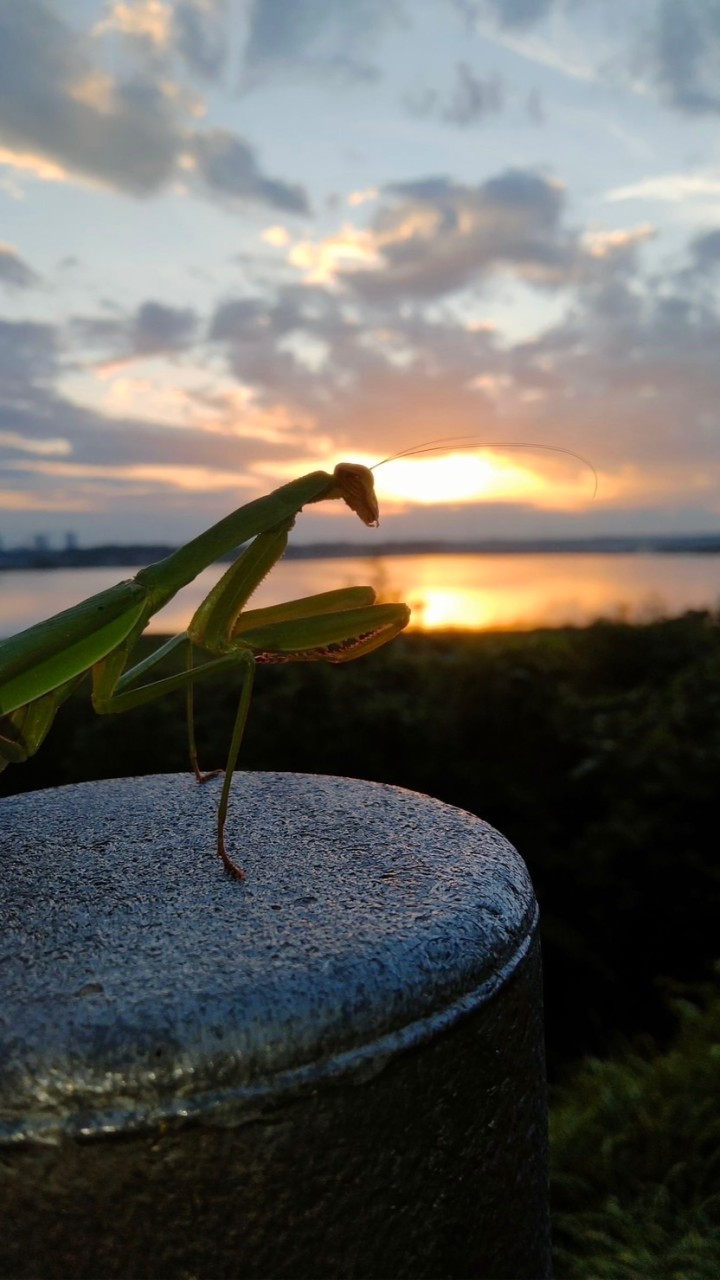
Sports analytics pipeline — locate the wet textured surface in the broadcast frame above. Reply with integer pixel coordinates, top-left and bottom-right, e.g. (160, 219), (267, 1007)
(0, 773), (549, 1278)
(1, 772), (536, 1140)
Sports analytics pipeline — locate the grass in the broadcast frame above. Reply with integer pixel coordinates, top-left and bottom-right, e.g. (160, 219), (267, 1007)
(551, 983), (720, 1278)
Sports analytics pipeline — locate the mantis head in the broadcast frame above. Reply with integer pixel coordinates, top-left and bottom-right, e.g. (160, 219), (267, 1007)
(329, 463), (380, 528)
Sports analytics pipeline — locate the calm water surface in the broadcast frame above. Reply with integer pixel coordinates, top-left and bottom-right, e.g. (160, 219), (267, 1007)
(1, 553), (719, 637)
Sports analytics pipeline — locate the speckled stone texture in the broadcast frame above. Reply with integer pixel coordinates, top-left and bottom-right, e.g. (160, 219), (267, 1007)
(0, 772), (550, 1280)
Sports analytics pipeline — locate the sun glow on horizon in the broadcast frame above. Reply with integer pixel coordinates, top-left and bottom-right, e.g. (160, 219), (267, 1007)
(373, 451), (546, 506)
(265, 445), (596, 514)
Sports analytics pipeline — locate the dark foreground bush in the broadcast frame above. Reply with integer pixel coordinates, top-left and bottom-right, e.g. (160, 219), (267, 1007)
(551, 982), (720, 1279)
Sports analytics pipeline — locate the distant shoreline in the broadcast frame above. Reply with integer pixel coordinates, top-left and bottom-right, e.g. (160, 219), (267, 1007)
(3, 533), (720, 570)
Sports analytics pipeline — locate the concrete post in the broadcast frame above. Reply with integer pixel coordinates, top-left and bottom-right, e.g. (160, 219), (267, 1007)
(0, 773), (550, 1279)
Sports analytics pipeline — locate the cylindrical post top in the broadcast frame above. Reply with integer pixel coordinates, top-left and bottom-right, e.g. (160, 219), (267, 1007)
(1, 772), (537, 1143)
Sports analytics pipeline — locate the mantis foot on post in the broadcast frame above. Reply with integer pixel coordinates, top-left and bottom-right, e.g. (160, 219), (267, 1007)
(186, 647), (225, 784)
(217, 834), (245, 881)
(213, 653), (256, 880)
(193, 763), (225, 784)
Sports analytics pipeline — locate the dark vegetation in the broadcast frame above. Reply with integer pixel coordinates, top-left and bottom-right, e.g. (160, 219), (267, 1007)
(552, 984), (720, 1278)
(3, 610), (720, 1274)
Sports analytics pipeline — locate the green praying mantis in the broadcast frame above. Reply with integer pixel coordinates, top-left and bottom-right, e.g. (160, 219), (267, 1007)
(0, 462), (410, 878)
(0, 439), (596, 880)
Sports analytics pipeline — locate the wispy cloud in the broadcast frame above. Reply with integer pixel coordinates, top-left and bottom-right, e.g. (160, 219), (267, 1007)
(405, 62), (504, 127)
(241, 0), (403, 86)
(73, 300), (198, 366)
(94, 0), (229, 80)
(606, 172), (720, 203)
(0, 244), (41, 290)
(191, 130), (309, 213)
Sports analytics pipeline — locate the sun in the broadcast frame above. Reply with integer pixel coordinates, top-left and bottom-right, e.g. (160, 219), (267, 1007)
(373, 451), (546, 506)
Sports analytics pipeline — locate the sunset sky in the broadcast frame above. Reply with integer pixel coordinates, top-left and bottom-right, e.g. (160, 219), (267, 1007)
(2, 0), (720, 547)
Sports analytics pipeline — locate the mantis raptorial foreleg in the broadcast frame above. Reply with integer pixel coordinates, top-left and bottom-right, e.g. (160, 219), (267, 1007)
(187, 648), (224, 784)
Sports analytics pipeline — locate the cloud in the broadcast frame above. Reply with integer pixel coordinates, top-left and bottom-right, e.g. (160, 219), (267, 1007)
(347, 187), (379, 208)
(96, 0), (229, 81)
(208, 290), (337, 411)
(94, 1), (174, 45)
(242, 0), (403, 84)
(451, 0), (555, 30)
(606, 172), (720, 204)
(525, 87), (545, 122)
(208, 279), (515, 460)
(582, 225), (656, 260)
(442, 62), (503, 124)
(0, 314), (312, 536)
(497, 262), (720, 494)
(262, 225), (292, 246)
(0, 2), (180, 195)
(114, 300), (198, 358)
(287, 225), (379, 284)
(689, 228), (720, 271)
(406, 62), (504, 127)
(5, 207), (720, 542)
(332, 169), (579, 300)
(201, 206), (720, 530)
(0, 244), (40, 290)
(204, 185), (662, 475)
(173, 0), (228, 79)
(0, 2), (308, 212)
(459, 0), (720, 117)
(191, 130), (309, 213)
(647, 0), (720, 114)
(0, 319), (57, 396)
(74, 301), (199, 362)
(0, 146), (69, 184)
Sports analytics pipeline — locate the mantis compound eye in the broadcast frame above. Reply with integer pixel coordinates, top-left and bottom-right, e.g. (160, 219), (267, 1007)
(331, 463), (380, 528)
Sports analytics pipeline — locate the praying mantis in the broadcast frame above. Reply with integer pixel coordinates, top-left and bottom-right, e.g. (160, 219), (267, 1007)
(0, 462), (410, 878)
(0, 439), (595, 879)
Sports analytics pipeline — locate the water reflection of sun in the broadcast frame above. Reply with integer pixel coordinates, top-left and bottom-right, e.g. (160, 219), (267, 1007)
(409, 589), (493, 630)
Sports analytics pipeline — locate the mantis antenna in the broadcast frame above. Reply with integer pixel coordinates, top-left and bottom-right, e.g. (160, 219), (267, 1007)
(371, 436), (599, 499)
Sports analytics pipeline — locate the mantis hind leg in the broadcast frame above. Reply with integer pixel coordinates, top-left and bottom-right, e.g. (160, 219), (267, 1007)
(93, 635), (257, 878)
(184, 642), (255, 879)
(214, 652), (256, 880)
(186, 643), (223, 783)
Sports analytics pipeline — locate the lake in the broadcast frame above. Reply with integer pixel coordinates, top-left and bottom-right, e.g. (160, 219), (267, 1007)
(2, 552), (719, 638)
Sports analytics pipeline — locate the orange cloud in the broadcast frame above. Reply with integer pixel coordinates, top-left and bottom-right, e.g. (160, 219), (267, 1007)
(0, 431), (70, 457)
(0, 489), (93, 512)
(68, 72), (116, 111)
(347, 186), (379, 207)
(10, 458), (261, 495)
(262, 225), (291, 246)
(583, 224), (656, 258)
(0, 146), (69, 184)
(93, 1), (173, 46)
(288, 225), (381, 284)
